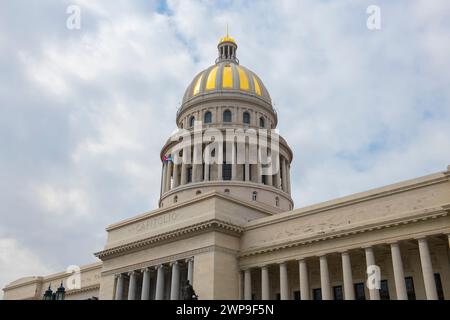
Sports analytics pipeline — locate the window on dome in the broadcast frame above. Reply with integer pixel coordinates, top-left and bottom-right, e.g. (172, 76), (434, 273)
(252, 191), (257, 201)
(243, 112), (250, 124)
(223, 110), (232, 122)
(275, 197), (279, 207)
(204, 111), (212, 124)
(189, 116), (195, 127)
(259, 117), (265, 128)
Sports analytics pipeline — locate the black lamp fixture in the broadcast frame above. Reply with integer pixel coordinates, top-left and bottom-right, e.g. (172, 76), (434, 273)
(42, 282), (66, 300)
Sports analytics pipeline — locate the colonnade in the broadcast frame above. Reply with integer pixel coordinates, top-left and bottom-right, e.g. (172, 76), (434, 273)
(114, 258), (194, 300)
(242, 236), (443, 300)
(161, 143), (291, 195)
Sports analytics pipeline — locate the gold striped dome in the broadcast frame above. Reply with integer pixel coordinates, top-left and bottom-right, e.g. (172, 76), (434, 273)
(182, 62), (272, 105)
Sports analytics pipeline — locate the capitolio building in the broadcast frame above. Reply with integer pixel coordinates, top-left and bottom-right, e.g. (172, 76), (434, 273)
(3, 34), (450, 301)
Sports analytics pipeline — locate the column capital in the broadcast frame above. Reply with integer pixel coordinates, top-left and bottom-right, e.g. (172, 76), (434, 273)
(141, 267), (151, 273)
(115, 274), (123, 279)
(127, 271), (136, 277)
(185, 257), (194, 263)
(170, 260), (179, 267)
(414, 236), (428, 241)
(155, 264), (166, 271)
(387, 240), (400, 246)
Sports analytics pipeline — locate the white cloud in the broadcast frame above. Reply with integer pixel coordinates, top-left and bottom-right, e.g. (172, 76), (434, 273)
(0, 238), (53, 298)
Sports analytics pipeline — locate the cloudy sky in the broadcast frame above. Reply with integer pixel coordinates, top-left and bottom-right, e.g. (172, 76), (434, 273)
(1, 0), (449, 295)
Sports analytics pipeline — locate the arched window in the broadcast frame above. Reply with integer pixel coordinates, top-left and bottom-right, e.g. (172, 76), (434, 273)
(223, 110), (232, 122)
(252, 191), (257, 201)
(204, 111), (212, 124)
(259, 117), (265, 128)
(174, 196), (178, 203)
(243, 112), (250, 124)
(180, 122), (184, 129)
(189, 116), (195, 127)
(275, 197), (279, 207)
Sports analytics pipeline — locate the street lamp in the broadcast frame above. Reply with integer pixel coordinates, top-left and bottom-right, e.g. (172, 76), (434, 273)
(42, 282), (66, 300)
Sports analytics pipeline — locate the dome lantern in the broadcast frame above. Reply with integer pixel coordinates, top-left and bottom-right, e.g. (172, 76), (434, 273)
(216, 29), (238, 64)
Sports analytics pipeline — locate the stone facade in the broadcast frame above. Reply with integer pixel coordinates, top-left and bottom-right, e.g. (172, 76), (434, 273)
(3, 35), (450, 300)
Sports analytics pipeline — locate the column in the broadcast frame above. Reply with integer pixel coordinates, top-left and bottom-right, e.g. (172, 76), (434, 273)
(390, 242), (407, 300)
(418, 238), (438, 300)
(279, 262), (289, 300)
(114, 274), (124, 300)
(204, 162), (209, 181)
(166, 161), (173, 191)
(170, 261), (180, 300)
(256, 147), (262, 183)
(267, 173), (273, 187)
(181, 163), (187, 185)
(244, 269), (252, 300)
(161, 162), (167, 193)
(231, 141), (237, 180)
(341, 252), (355, 300)
(286, 164), (291, 194)
(276, 156), (282, 189)
(187, 258), (194, 284)
(245, 144), (250, 182)
(298, 259), (310, 300)
(173, 164), (179, 188)
(261, 266), (270, 300)
(141, 268), (151, 300)
(364, 247), (380, 300)
(281, 157), (287, 192)
(155, 265), (165, 300)
(127, 271), (137, 300)
(320, 255), (332, 300)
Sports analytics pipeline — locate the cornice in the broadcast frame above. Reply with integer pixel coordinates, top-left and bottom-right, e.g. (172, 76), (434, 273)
(101, 244), (238, 277)
(245, 174), (450, 230)
(239, 206), (449, 258)
(66, 284), (100, 296)
(95, 218), (243, 260)
(107, 191), (278, 232)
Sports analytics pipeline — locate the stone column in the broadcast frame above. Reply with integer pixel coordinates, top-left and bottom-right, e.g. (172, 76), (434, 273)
(364, 247), (380, 300)
(341, 252), (355, 300)
(180, 163), (187, 185)
(170, 261), (180, 300)
(172, 164), (179, 188)
(155, 265), (165, 300)
(141, 268), (151, 300)
(166, 161), (173, 191)
(279, 262), (289, 300)
(245, 144), (250, 182)
(161, 162), (167, 193)
(281, 157), (287, 192)
(417, 238), (438, 300)
(267, 173), (273, 187)
(276, 156), (282, 189)
(187, 258), (194, 284)
(204, 162), (209, 181)
(261, 266), (270, 300)
(256, 147), (262, 184)
(286, 164), (291, 194)
(298, 259), (310, 300)
(231, 141), (237, 180)
(127, 271), (137, 300)
(114, 274), (124, 300)
(390, 242), (407, 300)
(319, 255), (332, 300)
(244, 269), (252, 300)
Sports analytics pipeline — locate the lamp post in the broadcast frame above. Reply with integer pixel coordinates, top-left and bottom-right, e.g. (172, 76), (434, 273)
(43, 282), (66, 300)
